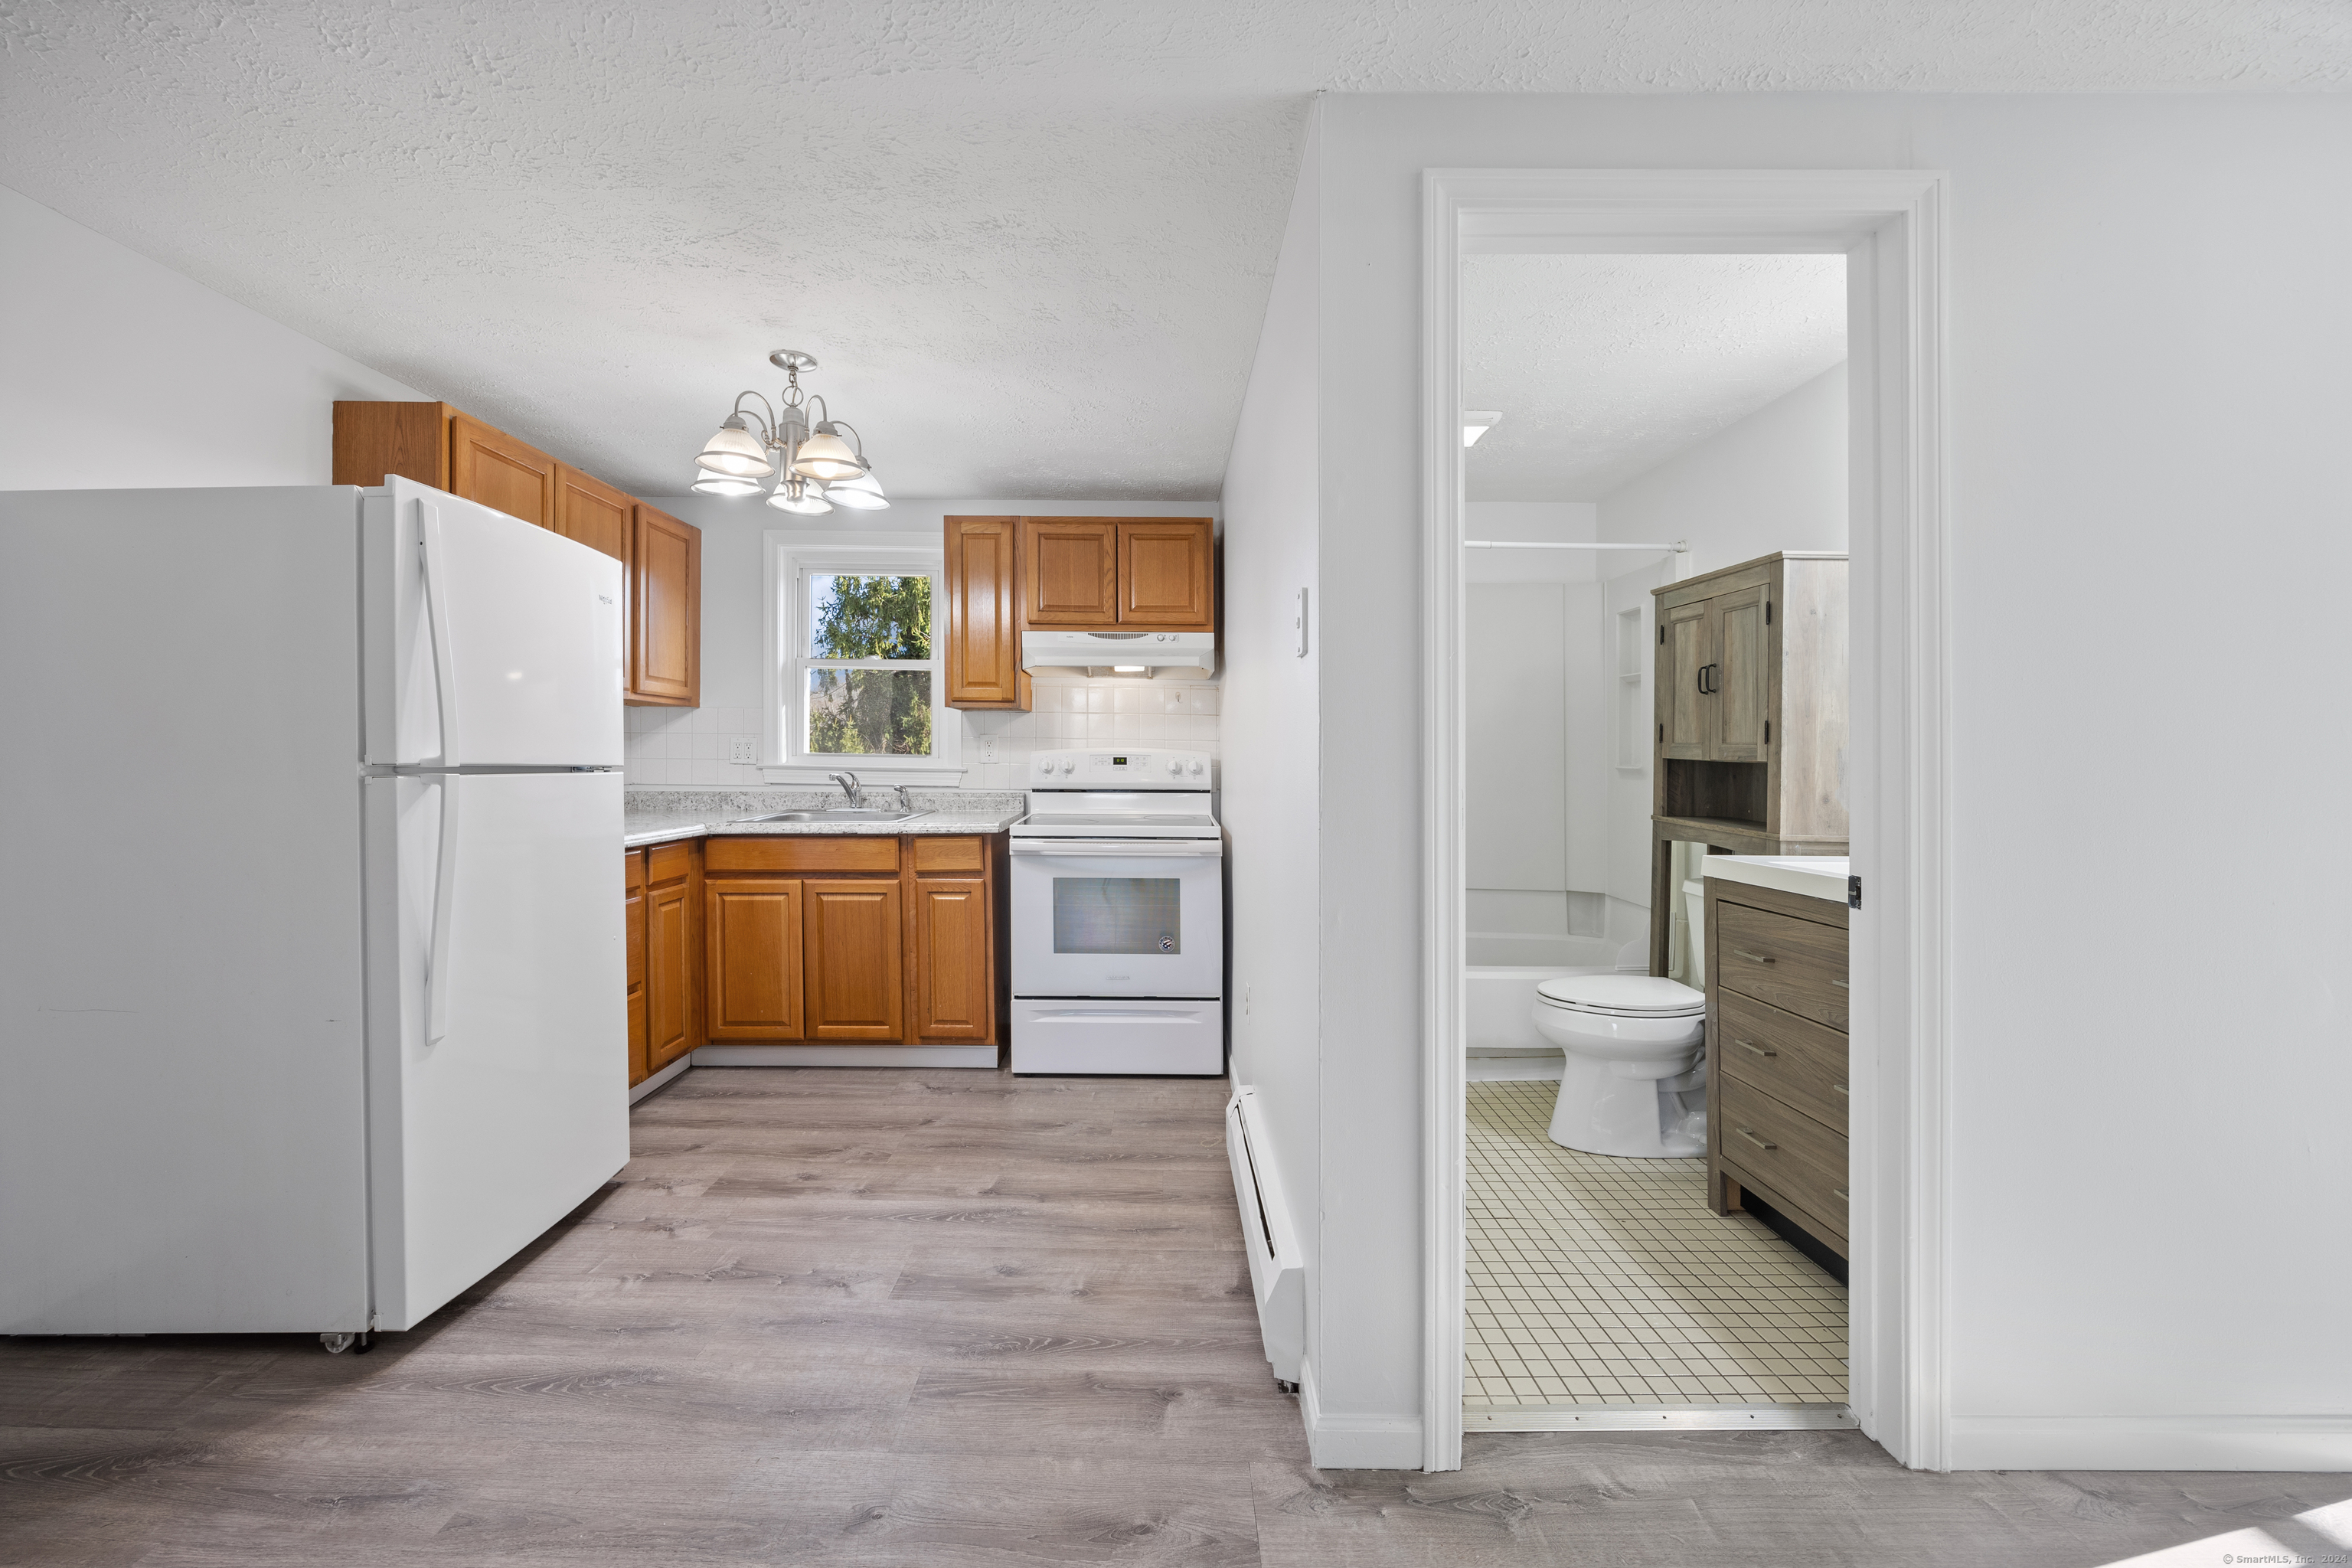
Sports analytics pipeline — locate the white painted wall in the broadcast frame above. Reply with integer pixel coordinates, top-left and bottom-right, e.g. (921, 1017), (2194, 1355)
(0, 185), (423, 488)
(1263, 90), (2352, 1470)
(1217, 108), (1326, 1438)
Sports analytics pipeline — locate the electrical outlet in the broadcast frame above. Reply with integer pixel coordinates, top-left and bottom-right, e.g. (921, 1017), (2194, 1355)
(727, 738), (756, 764)
(980, 734), (998, 763)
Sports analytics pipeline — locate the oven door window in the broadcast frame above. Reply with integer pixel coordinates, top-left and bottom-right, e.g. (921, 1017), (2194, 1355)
(1052, 877), (1181, 955)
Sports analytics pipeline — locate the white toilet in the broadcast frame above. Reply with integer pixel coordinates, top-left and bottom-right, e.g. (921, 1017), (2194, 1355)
(1531, 974), (1708, 1158)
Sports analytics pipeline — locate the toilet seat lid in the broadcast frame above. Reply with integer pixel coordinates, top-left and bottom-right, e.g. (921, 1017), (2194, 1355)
(1535, 975), (1706, 1017)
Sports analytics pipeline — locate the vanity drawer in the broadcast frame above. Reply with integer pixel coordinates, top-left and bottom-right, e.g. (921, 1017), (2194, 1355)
(1715, 991), (1850, 1133)
(1713, 900), (1848, 1030)
(1718, 1076), (1847, 1239)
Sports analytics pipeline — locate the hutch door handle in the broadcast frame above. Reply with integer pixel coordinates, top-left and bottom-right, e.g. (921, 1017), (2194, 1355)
(1734, 1127), (1777, 1152)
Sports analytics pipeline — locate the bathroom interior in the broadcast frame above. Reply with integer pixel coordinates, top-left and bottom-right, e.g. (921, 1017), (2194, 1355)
(1460, 250), (1857, 1424)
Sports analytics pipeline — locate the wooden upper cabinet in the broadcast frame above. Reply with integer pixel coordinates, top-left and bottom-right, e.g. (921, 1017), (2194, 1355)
(448, 413), (556, 529)
(1022, 518), (1119, 626)
(944, 515), (1026, 710)
(1116, 519), (1214, 629)
(802, 880), (906, 1041)
(1710, 584), (1771, 763)
(554, 464), (632, 567)
(332, 400), (451, 488)
(630, 503), (701, 707)
(1659, 599), (1712, 761)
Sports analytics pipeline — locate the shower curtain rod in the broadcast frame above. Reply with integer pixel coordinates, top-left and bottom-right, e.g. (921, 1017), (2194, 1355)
(1462, 539), (1687, 551)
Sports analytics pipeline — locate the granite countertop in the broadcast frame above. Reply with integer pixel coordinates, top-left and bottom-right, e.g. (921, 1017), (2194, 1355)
(1704, 854), (1851, 904)
(622, 787), (1026, 849)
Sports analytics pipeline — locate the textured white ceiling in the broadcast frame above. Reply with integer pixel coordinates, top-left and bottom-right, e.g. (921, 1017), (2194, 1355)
(2, 2), (2344, 499)
(1465, 254), (1848, 501)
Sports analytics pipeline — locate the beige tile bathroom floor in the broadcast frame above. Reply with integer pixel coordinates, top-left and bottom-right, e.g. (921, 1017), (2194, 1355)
(1465, 1080), (1848, 1406)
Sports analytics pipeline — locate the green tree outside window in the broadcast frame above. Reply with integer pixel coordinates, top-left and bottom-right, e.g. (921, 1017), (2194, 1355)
(807, 573), (934, 756)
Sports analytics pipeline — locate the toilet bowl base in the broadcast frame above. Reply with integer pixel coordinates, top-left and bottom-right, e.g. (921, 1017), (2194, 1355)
(1546, 1050), (1704, 1160)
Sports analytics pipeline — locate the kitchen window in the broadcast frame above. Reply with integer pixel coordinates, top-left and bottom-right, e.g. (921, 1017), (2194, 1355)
(762, 537), (962, 782)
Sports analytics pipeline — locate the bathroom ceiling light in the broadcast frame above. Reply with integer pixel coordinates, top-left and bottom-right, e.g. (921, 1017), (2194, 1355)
(1462, 410), (1502, 447)
(691, 349), (885, 502)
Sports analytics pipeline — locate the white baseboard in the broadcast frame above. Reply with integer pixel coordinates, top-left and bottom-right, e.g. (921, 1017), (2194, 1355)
(691, 1044), (999, 1069)
(1948, 1415), (2352, 1472)
(628, 1055), (692, 1102)
(1466, 1053), (1563, 1082)
(1299, 1359), (1425, 1470)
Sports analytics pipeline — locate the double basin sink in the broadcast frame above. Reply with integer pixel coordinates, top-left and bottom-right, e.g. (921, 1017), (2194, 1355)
(729, 808), (931, 825)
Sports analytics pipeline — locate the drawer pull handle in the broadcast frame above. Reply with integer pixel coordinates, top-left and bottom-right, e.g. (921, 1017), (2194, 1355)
(1735, 1039), (1777, 1058)
(1831, 978), (1850, 990)
(1734, 1126), (1777, 1152)
(1832, 1083), (1849, 1096)
(1834, 1187), (1850, 1201)
(1733, 949), (1774, 965)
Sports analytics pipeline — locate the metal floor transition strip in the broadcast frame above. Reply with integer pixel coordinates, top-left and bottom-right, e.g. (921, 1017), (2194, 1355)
(1466, 1402), (1859, 1432)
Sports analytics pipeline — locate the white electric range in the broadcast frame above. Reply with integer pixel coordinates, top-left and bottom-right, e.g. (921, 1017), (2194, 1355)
(1008, 748), (1223, 1076)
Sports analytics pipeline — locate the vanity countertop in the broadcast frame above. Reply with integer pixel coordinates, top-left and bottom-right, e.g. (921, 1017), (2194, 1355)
(1704, 854), (1851, 905)
(622, 788), (1026, 850)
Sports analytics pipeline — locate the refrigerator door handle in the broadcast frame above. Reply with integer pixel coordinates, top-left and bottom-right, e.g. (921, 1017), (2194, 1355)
(425, 773), (460, 1044)
(417, 501), (460, 767)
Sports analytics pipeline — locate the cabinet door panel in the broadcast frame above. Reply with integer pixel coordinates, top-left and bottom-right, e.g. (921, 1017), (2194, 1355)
(913, 877), (991, 1041)
(1022, 519), (1118, 626)
(554, 464), (633, 566)
(624, 851), (648, 1086)
(448, 414), (556, 528)
(804, 880), (905, 1040)
(646, 878), (695, 1070)
(945, 515), (1027, 707)
(706, 879), (803, 1040)
(1658, 599), (1712, 760)
(1711, 585), (1769, 762)
(631, 503), (701, 704)
(1116, 519), (1214, 628)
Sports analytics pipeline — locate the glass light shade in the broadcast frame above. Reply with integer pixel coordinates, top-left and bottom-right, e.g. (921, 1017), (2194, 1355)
(789, 426), (864, 481)
(766, 481), (833, 515)
(697, 420), (775, 478)
(825, 472), (889, 509)
(691, 468), (763, 497)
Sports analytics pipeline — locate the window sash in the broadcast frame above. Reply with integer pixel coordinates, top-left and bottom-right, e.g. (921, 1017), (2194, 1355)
(781, 554), (949, 767)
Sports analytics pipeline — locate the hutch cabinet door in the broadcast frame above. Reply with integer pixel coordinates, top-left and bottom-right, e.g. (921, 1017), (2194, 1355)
(704, 878), (804, 1040)
(803, 880), (906, 1040)
(1658, 598), (1713, 760)
(448, 413), (557, 529)
(554, 464), (633, 567)
(630, 504), (701, 705)
(1021, 518), (1119, 626)
(1116, 519), (1214, 628)
(912, 877), (992, 1040)
(944, 515), (1027, 707)
(1709, 584), (1771, 763)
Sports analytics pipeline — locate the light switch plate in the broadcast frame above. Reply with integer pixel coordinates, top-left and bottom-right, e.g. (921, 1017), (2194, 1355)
(727, 738), (756, 764)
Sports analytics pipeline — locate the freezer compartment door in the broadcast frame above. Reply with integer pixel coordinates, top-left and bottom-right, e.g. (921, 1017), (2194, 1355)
(365, 770), (629, 1330)
(1010, 998), (1224, 1076)
(364, 475), (624, 767)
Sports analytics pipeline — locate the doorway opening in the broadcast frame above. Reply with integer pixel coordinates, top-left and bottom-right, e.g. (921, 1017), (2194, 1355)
(1420, 171), (1952, 1473)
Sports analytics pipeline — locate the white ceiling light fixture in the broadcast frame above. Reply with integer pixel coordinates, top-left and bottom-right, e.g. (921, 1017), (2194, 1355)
(1462, 410), (1502, 447)
(694, 350), (884, 510)
(825, 470), (890, 511)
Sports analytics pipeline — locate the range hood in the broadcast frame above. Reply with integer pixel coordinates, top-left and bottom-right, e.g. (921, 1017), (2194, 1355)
(1021, 629), (1217, 677)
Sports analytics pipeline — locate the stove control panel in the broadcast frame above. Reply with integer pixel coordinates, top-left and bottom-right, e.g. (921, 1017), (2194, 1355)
(1029, 748), (1212, 788)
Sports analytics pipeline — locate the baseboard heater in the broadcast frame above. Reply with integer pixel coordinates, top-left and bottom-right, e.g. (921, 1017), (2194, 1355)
(1224, 1086), (1303, 1385)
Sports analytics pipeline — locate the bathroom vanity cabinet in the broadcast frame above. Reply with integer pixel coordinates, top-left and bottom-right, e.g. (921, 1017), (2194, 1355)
(1648, 552), (1847, 975)
(1704, 871), (1850, 1259)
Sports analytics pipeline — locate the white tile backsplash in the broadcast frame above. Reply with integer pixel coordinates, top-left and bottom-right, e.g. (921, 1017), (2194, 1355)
(622, 680), (1219, 791)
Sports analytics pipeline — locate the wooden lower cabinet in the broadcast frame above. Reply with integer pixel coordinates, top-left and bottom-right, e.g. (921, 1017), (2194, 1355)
(624, 849), (649, 1086)
(706, 879), (805, 1040)
(913, 878), (991, 1040)
(804, 880), (906, 1040)
(642, 840), (703, 1074)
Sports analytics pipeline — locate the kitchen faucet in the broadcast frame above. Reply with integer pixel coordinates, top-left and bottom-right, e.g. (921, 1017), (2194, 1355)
(828, 771), (862, 808)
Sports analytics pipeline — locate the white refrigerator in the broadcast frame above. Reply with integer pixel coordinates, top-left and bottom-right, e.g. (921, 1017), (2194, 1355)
(0, 478), (629, 1342)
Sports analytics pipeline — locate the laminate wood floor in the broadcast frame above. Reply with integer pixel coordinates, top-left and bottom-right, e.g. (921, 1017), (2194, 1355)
(3, 1067), (2343, 1566)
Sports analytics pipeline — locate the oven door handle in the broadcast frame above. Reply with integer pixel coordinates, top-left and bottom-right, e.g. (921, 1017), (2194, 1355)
(1009, 838), (1223, 858)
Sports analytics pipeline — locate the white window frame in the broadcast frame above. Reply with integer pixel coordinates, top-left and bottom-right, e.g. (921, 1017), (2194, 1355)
(760, 531), (964, 785)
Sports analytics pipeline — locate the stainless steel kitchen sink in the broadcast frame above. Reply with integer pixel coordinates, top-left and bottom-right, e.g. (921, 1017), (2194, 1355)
(728, 809), (930, 824)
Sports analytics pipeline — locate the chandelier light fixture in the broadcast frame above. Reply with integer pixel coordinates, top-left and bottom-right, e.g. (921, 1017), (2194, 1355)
(689, 349), (888, 513)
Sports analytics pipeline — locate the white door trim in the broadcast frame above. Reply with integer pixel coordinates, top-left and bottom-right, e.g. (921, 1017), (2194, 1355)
(1419, 168), (1952, 1473)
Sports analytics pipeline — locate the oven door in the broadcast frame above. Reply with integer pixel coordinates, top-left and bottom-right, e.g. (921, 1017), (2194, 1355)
(1009, 838), (1223, 998)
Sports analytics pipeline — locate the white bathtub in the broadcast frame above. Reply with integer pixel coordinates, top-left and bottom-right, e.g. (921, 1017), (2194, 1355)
(1466, 950), (1634, 1081)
